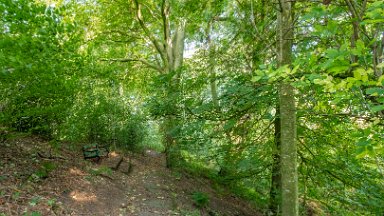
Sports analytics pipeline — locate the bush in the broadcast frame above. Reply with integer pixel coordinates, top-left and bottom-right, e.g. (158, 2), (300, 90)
(191, 191), (209, 208)
(115, 116), (147, 152)
(58, 93), (148, 152)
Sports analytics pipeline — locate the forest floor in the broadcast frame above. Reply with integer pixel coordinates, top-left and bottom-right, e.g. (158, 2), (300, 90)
(0, 133), (262, 216)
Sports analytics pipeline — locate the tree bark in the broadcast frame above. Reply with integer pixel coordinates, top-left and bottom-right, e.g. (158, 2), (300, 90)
(345, 0), (360, 64)
(206, 22), (220, 110)
(162, 16), (186, 168)
(269, 112), (281, 214)
(276, 0), (298, 215)
(279, 83), (297, 216)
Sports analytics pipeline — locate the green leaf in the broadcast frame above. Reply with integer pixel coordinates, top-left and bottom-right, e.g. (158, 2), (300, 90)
(251, 76), (262, 82)
(47, 199), (56, 206)
(378, 97), (384, 103)
(29, 197), (40, 206)
(289, 65), (300, 75)
(366, 88), (384, 96)
(328, 65), (349, 74)
(356, 147), (369, 159)
(377, 62), (384, 68)
(353, 69), (362, 80)
(223, 119), (236, 131)
(371, 105), (384, 112)
(325, 49), (339, 58)
(353, 40), (366, 55)
(356, 139), (370, 147)
(258, 64), (267, 70)
(363, 19), (384, 24)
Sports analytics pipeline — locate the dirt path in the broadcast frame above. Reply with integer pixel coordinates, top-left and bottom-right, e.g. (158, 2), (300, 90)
(0, 135), (261, 216)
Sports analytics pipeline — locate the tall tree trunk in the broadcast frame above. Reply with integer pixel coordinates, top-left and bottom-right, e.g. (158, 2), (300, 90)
(275, 0), (298, 215)
(373, 32), (384, 77)
(163, 18), (186, 168)
(345, 0), (360, 64)
(132, 0), (186, 168)
(269, 109), (281, 214)
(164, 118), (177, 168)
(279, 84), (297, 216)
(206, 22), (219, 110)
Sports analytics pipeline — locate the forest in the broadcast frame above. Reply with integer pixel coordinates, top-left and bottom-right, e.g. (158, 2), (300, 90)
(0, 0), (383, 215)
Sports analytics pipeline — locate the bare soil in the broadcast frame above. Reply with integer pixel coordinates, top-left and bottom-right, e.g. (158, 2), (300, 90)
(0, 133), (261, 216)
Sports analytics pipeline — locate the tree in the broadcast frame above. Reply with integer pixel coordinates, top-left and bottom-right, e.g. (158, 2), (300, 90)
(94, 0), (191, 167)
(276, 0), (298, 215)
(0, 0), (84, 138)
(1, 0), (383, 214)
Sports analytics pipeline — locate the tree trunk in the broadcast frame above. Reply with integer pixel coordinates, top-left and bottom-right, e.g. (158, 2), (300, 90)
(163, 118), (177, 168)
(132, 0), (186, 168)
(279, 83), (297, 216)
(275, 0), (298, 215)
(206, 23), (219, 110)
(345, 0), (360, 64)
(163, 18), (186, 168)
(269, 110), (281, 214)
(373, 32), (384, 77)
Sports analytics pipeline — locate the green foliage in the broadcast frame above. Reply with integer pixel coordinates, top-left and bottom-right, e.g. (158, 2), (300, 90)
(147, 71), (182, 119)
(12, 191), (20, 200)
(179, 210), (201, 216)
(30, 161), (56, 181)
(116, 115), (148, 152)
(59, 89), (148, 152)
(141, 121), (165, 152)
(0, 0), (82, 139)
(191, 191), (209, 208)
(89, 166), (113, 177)
(29, 196), (40, 207)
(23, 212), (41, 216)
(47, 198), (56, 207)
(1, 0), (383, 215)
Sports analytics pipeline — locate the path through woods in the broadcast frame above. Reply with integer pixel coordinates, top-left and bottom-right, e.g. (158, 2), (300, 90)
(0, 134), (261, 216)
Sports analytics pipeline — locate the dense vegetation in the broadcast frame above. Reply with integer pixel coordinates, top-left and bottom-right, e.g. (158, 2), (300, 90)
(1, 0), (383, 215)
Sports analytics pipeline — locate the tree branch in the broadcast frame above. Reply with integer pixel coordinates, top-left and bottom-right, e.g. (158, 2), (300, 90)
(100, 58), (164, 73)
(162, 0), (173, 71)
(301, 112), (383, 125)
(133, 0), (166, 63)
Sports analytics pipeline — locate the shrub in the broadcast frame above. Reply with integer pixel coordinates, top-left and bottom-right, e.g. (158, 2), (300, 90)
(191, 191), (209, 208)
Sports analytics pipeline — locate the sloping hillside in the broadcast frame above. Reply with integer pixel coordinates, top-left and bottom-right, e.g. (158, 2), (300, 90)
(0, 133), (261, 216)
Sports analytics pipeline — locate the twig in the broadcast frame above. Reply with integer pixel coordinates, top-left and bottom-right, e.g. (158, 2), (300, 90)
(37, 152), (67, 160)
(98, 173), (114, 180)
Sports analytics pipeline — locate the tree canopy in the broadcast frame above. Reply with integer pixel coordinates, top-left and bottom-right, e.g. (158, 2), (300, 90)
(1, 0), (383, 215)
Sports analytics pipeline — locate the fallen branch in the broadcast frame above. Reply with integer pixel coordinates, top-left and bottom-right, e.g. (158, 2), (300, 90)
(37, 152), (67, 160)
(98, 173), (114, 180)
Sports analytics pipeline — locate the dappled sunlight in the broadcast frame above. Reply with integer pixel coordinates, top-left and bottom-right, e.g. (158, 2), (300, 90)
(109, 151), (119, 158)
(69, 167), (86, 176)
(1, 0), (383, 214)
(70, 190), (97, 202)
